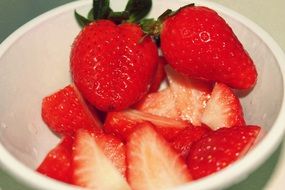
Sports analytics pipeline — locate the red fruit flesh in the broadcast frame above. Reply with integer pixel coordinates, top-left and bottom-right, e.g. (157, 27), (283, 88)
(161, 6), (257, 89)
(104, 109), (190, 142)
(171, 125), (212, 159)
(166, 66), (212, 126)
(42, 85), (102, 136)
(188, 125), (261, 179)
(71, 20), (158, 111)
(127, 123), (192, 190)
(148, 56), (167, 92)
(201, 83), (245, 130)
(135, 88), (180, 119)
(72, 130), (131, 190)
(37, 136), (73, 183)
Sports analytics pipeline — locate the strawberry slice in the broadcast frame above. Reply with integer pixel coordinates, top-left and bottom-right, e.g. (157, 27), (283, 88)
(188, 125), (261, 179)
(201, 82), (245, 130)
(148, 56), (167, 92)
(72, 130), (131, 190)
(104, 109), (190, 142)
(127, 123), (192, 190)
(166, 66), (212, 126)
(95, 133), (127, 177)
(171, 125), (212, 159)
(37, 136), (73, 183)
(42, 85), (102, 136)
(135, 88), (180, 119)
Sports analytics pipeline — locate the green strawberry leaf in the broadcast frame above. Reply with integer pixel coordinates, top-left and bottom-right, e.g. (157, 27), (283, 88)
(87, 8), (94, 20)
(93, 0), (111, 20)
(108, 11), (130, 24)
(125, 0), (152, 22)
(74, 11), (92, 28)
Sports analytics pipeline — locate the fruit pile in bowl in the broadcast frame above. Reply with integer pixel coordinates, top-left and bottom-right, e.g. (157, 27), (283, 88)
(0, 0), (285, 190)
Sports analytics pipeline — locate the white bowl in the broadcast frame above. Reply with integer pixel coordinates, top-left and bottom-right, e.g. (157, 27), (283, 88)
(0, 0), (285, 190)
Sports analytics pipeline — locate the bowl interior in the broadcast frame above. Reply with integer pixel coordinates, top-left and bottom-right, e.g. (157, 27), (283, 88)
(0, 0), (283, 189)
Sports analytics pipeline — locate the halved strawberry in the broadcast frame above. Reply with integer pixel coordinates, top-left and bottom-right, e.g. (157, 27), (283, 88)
(37, 136), (73, 183)
(188, 125), (261, 179)
(166, 66), (212, 126)
(104, 109), (190, 142)
(135, 88), (180, 119)
(148, 56), (167, 92)
(201, 82), (245, 130)
(42, 85), (102, 136)
(171, 125), (212, 159)
(95, 133), (127, 177)
(127, 123), (192, 190)
(72, 130), (131, 189)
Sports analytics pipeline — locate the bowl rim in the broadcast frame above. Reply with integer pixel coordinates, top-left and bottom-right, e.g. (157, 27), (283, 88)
(1, 0), (285, 190)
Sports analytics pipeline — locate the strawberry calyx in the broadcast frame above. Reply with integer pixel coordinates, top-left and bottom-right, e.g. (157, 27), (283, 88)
(140, 3), (195, 37)
(75, 0), (152, 27)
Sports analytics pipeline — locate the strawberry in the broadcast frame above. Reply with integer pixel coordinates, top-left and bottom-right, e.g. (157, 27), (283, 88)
(71, 20), (158, 112)
(95, 133), (127, 177)
(166, 66), (212, 126)
(37, 136), (73, 183)
(171, 125), (212, 159)
(127, 123), (192, 190)
(143, 5), (257, 89)
(72, 130), (131, 189)
(42, 85), (102, 136)
(201, 82), (245, 130)
(188, 125), (261, 179)
(135, 88), (180, 119)
(148, 56), (167, 92)
(104, 109), (190, 142)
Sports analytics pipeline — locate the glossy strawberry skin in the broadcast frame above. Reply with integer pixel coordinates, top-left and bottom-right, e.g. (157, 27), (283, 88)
(37, 136), (73, 184)
(161, 6), (257, 89)
(42, 85), (102, 136)
(171, 125), (212, 159)
(187, 125), (261, 179)
(71, 20), (158, 112)
(148, 56), (167, 92)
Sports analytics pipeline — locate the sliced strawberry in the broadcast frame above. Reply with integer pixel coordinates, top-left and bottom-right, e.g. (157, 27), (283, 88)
(42, 85), (102, 136)
(104, 109), (190, 142)
(135, 88), (180, 119)
(37, 136), (73, 183)
(188, 125), (261, 179)
(149, 56), (167, 92)
(166, 66), (212, 126)
(201, 82), (245, 130)
(171, 125), (212, 159)
(72, 130), (131, 190)
(95, 133), (127, 177)
(127, 123), (192, 190)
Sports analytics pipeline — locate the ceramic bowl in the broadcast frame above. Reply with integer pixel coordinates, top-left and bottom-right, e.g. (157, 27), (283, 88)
(1, 0), (285, 190)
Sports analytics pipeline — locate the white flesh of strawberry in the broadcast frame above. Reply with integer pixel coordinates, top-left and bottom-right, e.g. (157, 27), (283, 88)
(201, 83), (243, 130)
(123, 109), (188, 129)
(73, 130), (131, 190)
(166, 66), (211, 126)
(137, 88), (179, 118)
(127, 124), (191, 190)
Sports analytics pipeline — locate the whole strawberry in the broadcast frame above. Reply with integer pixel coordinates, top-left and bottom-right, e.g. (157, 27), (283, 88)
(71, 1), (158, 111)
(159, 5), (257, 89)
